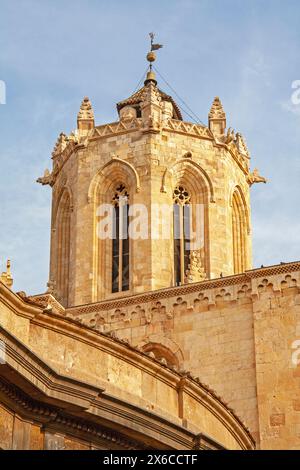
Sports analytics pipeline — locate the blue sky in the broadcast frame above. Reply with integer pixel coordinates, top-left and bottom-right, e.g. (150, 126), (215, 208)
(0, 0), (299, 294)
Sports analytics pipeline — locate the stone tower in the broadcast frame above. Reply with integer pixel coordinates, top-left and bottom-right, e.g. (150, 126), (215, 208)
(38, 56), (265, 308)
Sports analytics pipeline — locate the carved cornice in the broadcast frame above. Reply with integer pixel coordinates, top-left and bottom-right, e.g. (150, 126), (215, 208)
(0, 378), (143, 450)
(0, 281), (41, 319)
(40, 116), (251, 191)
(163, 119), (212, 140)
(66, 261), (300, 316)
(27, 293), (66, 316)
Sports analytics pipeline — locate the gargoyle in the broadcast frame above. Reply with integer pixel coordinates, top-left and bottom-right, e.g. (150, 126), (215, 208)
(248, 168), (267, 185)
(37, 168), (54, 186)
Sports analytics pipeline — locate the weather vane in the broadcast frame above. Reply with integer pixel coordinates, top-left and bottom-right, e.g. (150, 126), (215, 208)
(147, 33), (163, 70)
(149, 32), (163, 51)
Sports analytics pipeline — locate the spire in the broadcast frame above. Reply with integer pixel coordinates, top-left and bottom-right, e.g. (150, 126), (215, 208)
(77, 96), (95, 132)
(209, 96), (226, 120)
(1, 259), (13, 289)
(208, 96), (226, 136)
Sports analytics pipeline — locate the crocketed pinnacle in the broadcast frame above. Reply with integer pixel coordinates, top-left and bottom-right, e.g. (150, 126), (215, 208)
(77, 96), (94, 121)
(208, 96), (226, 120)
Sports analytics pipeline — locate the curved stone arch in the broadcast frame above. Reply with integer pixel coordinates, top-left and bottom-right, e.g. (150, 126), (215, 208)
(161, 159), (215, 203)
(53, 184), (74, 224)
(54, 187), (72, 306)
(228, 182), (236, 208)
(163, 158), (212, 282)
(229, 185), (250, 235)
(231, 185), (250, 274)
(137, 336), (184, 369)
(90, 157), (140, 302)
(88, 157), (140, 204)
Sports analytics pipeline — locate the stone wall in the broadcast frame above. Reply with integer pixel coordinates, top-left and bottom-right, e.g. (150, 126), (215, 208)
(67, 262), (300, 449)
(0, 280), (254, 450)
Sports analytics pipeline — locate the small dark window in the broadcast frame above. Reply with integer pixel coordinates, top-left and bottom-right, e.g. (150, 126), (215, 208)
(112, 185), (130, 293)
(173, 186), (191, 285)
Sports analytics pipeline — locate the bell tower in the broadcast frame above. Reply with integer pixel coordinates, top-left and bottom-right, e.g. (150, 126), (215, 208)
(38, 42), (266, 307)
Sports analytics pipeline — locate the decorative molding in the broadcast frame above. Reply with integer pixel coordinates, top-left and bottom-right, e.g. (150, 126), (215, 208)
(138, 336), (184, 369)
(163, 119), (212, 140)
(230, 185), (251, 235)
(87, 157), (141, 204)
(52, 183), (74, 224)
(66, 261), (300, 316)
(28, 293), (66, 316)
(0, 282), (41, 319)
(90, 119), (143, 141)
(185, 250), (207, 283)
(161, 158), (215, 203)
(0, 378), (142, 450)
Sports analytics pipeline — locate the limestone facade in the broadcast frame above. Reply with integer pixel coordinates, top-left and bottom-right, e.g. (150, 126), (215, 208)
(41, 76), (257, 308)
(0, 281), (253, 450)
(1, 65), (298, 450)
(62, 261), (300, 449)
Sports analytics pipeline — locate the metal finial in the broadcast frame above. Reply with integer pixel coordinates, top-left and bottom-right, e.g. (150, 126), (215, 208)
(144, 33), (163, 86)
(146, 32), (163, 70)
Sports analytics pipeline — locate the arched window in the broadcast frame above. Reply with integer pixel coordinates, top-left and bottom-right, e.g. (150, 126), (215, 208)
(173, 186), (191, 285)
(112, 184), (130, 293)
(232, 189), (247, 274)
(142, 343), (179, 369)
(56, 190), (71, 306)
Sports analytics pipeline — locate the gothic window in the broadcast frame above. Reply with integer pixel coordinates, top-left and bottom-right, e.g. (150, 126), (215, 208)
(232, 189), (247, 274)
(56, 190), (71, 306)
(112, 184), (130, 293)
(173, 186), (191, 286)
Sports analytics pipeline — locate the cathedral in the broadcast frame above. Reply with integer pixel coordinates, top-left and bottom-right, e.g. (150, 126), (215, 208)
(0, 48), (299, 450)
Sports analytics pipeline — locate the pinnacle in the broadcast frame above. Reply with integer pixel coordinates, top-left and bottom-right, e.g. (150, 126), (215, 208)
(77, 96), (94, 121)
(208, 96), (226, 120)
